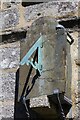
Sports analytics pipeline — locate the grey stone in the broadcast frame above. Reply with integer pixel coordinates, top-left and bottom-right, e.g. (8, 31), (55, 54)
(0, 72), (15, 100)
(1, 118), (14, 120)
(30, 95), (50, 108)
(0, 79), (3, 100)
(0, 71), (15, 119)
(2, 80), (15, 99)
(0, 46), (20, 69)
(1, 105), (14, 118)
(25, 2), (78, 22)
(74, 103), (80, 119)
(0, 7), (19, 29)
(0, 72), (15, 82)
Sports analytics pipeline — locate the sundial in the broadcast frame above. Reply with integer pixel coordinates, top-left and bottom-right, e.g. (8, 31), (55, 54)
(18, 17), (73, 101)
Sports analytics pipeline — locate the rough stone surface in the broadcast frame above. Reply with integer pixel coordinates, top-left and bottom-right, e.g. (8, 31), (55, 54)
(77, 32), (80, 119)
(0, 42), (20, 119)
(0, 72), (16, 119)
(0, 42), (20, 69)
(0, 1), (78, 35)
(30, 95), (50, 108)
(1, 105), (14, 118)
(1, 79), (15, 99)
(69, 32), (78, 119)
(0, 7), (19, 29)
(0, 73), (15, 105)
(0, 0), (21, 10)
(25, 2), (78, 22)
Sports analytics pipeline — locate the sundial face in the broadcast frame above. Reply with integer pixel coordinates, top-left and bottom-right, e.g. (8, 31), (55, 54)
(18, 17), (67, 100)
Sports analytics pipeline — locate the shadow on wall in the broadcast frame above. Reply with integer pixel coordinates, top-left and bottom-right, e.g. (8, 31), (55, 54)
(14, 68), (44, 120)
(14, 69), (62, 120)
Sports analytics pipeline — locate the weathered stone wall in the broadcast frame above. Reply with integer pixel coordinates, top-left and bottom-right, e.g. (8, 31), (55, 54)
(0, 1), (78, 35)
(0, 42), (20, 120)
(0, 1), (80, 120)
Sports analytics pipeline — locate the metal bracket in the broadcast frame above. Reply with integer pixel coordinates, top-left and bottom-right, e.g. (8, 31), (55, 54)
(67, 32), (74, 45)
(23, 96), (30, 118)
(56, 24), (74, 45)
(53, 89), (66, 120)
(20, 35), (43, 75)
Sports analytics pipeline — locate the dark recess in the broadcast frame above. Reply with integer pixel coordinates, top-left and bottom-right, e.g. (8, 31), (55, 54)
(22, 2), (43, 7)
(59, 17), (80, 28)
(37, 13), (41, 16)
(0, 31), (27, 43)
